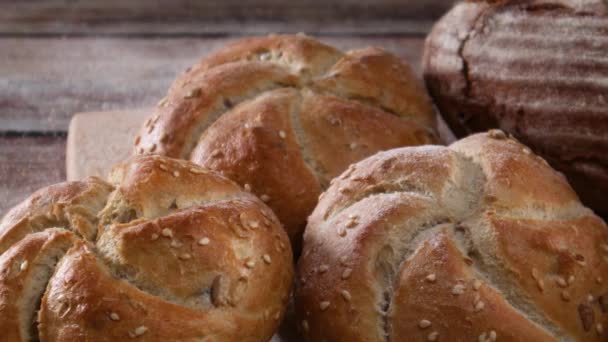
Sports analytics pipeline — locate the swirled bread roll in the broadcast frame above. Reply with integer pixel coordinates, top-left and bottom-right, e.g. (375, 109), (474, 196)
(134, 34), (438, 250)
(0, 155), (293, 341)
(296, 131), (608, 341)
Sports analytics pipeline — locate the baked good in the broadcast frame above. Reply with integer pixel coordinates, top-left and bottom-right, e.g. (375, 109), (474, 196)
(422, 0), (608, 217)
(0, 155), (293, 341)
(134, 34), (438, 250)
(296, 131), (608, 341)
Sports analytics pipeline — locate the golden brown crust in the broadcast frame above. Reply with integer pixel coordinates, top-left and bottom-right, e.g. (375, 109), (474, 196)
(0, 229), (76, 341)
(0, 177), (112, 255)
(0, 155), (294, 341)
(135, 34), (438, 249)
(296, 131), (608, 341)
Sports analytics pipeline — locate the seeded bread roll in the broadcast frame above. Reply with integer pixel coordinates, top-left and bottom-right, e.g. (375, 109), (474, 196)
(134, 34), (438, 251)
(422, 0), (608, 217)
(0, 155), (293, 341)
(296, 131), (608, 341)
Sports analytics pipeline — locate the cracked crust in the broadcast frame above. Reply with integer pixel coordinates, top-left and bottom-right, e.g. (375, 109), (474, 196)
(295, 131), (608, 341)
(135, 34), (438, 250)
(423, 0), (608, 217)
(0, 154), (294, 341)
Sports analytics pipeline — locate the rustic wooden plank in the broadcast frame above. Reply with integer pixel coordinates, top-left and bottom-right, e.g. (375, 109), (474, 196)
(0, 0), (454, 35)
(0, 36), (426, 133)
(0, 136), (66, 215)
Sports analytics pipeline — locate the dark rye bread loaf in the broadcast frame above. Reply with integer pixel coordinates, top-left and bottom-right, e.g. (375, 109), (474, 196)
(423, 0), (608, 216)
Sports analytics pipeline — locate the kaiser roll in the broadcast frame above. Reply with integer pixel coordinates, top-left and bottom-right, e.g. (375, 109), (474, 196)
(422, 0), (608, 217)
(296, 131), (608, 341)
(0, 155), (293, 341)
(134, 34), (438, 250)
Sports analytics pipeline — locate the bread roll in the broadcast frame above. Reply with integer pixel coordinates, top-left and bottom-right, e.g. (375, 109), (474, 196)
(422, 0), (608, 217)
(296, 131), (608, 341)
(0, 155), (293, 341)
(134, 34), (438, 250)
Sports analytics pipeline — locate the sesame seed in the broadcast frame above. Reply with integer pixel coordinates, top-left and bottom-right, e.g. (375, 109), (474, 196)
(134, 135), (141, 145)
(279, 130), (286, 139)
(170, 240), (183, 248)
(110, 312), (120, 321)
(561, 290), (571, 301)
(319, 301), (330, 310)
(339, 256), (349, 265)
(172, 170), (180, 177)
(133, 326), (148, 337)
(246, 260), (255, 268)
(349, 142), (357, 150)
(597, 323), (604, 334)
(341, 290), (352, 301)
(211, 149), (221, 158)
(302, 320), (309, 333)
(588, 294), (594, 302)
(342, 268), (352, 279)
(338, 227), (347, 237)
(473, 279), (482, 290)
(427, 331), (439, 341)
(489, 330), (497, 341)
(319, 265), (329, 273)
(567, 275), (575, 285)
(478, 332), (487, 342)
(189, 167), (205, 174)
(426, 274), (437, 283)
(249, 221), (259, 229)
(179, 253), (191, 260)
(418, 320), (431, 329)
(159, 164), (168, 171)
(198, 237), (210, 246)
(263, 254), (272, 264)
(531, 268), (539, 280)
(537, 279), (545, 292)
(474, 301), (485, 312)
(556, 277), (567, 287)
(452, 284), (465, 295)
(348, 214), (359, 219)
(20, 261), (28, 271)
(597, 276), (603, 284)
(185, 88), (201, 98)
(522, 148), (531, 155)
(260, 194), (271, 202)
(244, 183), (252, 192)
(259, 52), (271, 61)
(601, 244), (608, 253)
(346, 220), (357, 228)
(488, 129), (506, 139)
(274, 312), (280, 320)
(150, 233), (159, 241)
(161, 228), (173, 238)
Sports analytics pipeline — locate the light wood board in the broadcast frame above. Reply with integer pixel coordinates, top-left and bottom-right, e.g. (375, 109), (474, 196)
(66, 109), (456, 181)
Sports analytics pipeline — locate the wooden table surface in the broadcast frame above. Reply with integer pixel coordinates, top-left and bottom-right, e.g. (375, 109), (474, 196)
(0, 0), (455, 214)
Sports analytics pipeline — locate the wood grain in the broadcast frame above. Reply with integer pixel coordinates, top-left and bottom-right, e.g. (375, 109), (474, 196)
(0, 136), (66, 215)
(0, 0), (454, 34)
(0, 36), (426, 133)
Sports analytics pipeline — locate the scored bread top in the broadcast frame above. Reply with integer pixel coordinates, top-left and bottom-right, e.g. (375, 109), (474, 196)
(296, 131), (608, 341)
(0, 154), (293, 341)
(134, 34), (438, 249)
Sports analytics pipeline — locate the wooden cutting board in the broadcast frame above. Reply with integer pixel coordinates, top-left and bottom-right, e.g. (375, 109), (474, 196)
(66, 109), (456, 181)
